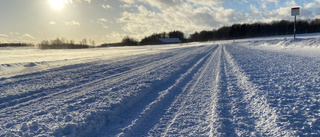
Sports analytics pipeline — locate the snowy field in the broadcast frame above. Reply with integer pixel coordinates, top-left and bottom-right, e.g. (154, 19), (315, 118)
(1, 34), (320, 136)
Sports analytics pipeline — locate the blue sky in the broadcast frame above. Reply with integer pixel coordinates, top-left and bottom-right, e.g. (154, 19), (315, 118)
(0, 0), (319, 44)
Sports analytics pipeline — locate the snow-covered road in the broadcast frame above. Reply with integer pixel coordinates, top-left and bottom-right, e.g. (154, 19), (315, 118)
(1, 38), (320, 136)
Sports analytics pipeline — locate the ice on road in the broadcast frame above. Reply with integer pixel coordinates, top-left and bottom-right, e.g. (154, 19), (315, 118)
(1, 37), (320, 136)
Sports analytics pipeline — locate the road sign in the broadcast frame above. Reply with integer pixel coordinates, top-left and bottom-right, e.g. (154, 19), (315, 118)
(291, 7), (300, 16)
(291, 7), (300, 39)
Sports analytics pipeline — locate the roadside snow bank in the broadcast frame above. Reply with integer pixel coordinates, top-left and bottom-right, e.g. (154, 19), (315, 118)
(236, 37), (320, 58)
(0, 43), (204, 79)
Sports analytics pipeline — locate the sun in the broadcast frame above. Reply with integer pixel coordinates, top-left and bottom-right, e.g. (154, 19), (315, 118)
(50, 0), (65, 10)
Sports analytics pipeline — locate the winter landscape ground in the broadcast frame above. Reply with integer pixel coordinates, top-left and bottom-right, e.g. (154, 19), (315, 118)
(1, 34), (320, 137)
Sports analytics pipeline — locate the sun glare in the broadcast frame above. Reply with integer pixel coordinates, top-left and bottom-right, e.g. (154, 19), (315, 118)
(50, 0), (65, 10)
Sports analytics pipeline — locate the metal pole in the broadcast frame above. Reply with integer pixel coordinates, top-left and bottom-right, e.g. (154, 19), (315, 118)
(293, 15), (297, 39)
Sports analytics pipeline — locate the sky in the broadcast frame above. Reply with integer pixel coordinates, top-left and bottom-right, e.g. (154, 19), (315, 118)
(1, 0), (320, 45)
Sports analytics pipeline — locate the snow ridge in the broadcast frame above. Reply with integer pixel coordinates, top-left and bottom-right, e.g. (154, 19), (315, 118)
(225, 45), (320, 136)
(223, 45), (294, 136)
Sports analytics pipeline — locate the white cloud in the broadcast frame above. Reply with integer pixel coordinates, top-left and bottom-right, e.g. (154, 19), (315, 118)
(120, 0), (135, 4)
(188, 0), (225, 6)
(250, 4), (260, 14)
(49, 21), (56, 25)
(23, 34), (35, 39)
(300, 8), (313, 19)
(98, 18), (107, 22)
(0, 37), (9, 43)
(97, 18), (108, 29)
(102, 4), (112, 9)
(305, 3), (318, 9)
(85, 0), (91, 3)
(10, 32), (20, 35)
(249, 2), (316, 22)
(258, 0), (279, 10)
(265, 0), (279, 4)
(0, 34), (8, 37)
(285, 0), (297, 7)
(258, 6), (301, 22)
(73, 0), (90, 4)
(102, 32), (127, 43)
(64, 20), (81, 26)
(139, 0), (183, 9)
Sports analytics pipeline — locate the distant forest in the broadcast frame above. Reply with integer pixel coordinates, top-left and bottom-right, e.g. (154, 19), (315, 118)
(188, 19), (320, 42)
(0, 43), (31, 47)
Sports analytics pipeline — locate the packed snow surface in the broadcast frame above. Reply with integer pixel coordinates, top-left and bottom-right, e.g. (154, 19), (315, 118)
(1, 34), (320, 136)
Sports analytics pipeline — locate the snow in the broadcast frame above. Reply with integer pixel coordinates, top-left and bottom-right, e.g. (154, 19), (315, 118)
(1, 34), (320, 136)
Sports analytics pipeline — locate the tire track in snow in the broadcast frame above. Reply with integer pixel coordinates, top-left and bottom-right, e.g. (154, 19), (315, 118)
(97, 45), (219, 137)
(143, 44), (221, 136)
(225, 45), (320, 136)
(212, 45), (237, 136)
(210, 45), (256, 136)
(144, 45), (256, 136)
(0, 50), (181, 109)
(223, 45), (295, 136)
(0, 47), (194, 111)
(161, 45), (220, 137)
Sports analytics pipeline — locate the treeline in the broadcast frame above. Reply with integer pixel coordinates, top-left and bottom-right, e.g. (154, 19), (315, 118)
(38, 38), (94, 49)
(0, 43), (32, 47)
(100, 36), (138, 47)
(189, 19), (320, 42)
(140, 30), (184, 45)
(101, 30), (184, 47)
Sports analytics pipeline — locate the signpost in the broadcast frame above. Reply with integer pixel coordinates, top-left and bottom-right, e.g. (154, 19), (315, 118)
(291, 7), (300, 39)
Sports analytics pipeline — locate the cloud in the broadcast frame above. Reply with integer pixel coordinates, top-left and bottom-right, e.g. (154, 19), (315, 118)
(64, 20), (81, 26)
(264, 0), (279, 4)
(305, 3), (318, 9)
(98, 18), (107, 22)
(300, 8), (313, 19)
(23, 34), (35, 39)
(0, 34), (8, 37)
(120, 0), (135, 4)
(285, 0), (297, 7)
(257, 0), (279, 9)
(49, 21), (56, 25)
(249, 2), (316, 22)
(10, 32), (20, 35)
(97, 18), (108, 29)
(102, 32), (127, 43)
(73, 0), (90, 4)
(102, 4), (112, 9)
(188, 0), (225, 6)
(0, 33), (36, 43)
(0, 37), (9, 43)
(84, 0), (91, 3)
(139, 0), (183, 9)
